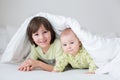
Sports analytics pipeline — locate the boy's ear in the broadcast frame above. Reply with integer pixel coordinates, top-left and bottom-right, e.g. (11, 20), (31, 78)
(79, 41), (82, 47)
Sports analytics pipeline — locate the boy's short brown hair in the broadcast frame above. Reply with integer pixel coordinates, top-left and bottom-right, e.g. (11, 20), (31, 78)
(27, 16), (56, 46)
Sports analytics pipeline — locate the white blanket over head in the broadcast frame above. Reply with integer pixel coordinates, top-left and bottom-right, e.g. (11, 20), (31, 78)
(1, 12), (120, 79)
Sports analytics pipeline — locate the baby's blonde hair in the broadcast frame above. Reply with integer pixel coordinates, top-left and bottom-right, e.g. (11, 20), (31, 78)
(61, 28), (76, 38)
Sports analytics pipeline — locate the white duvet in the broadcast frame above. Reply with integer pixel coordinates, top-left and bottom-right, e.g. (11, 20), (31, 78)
(1, 12), (120, 80)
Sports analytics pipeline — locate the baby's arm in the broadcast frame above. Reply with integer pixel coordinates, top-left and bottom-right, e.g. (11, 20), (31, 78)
(53, 56), (68, 72)
(85, 53), (97, 74)
(87, 60), (97, 74)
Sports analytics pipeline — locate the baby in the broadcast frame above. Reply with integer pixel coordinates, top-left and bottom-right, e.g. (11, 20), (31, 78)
(53, 28), (97, 74)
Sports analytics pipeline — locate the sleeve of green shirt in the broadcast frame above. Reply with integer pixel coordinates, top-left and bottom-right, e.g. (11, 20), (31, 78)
(28, 45), (39, 60)
(86, 54), (97, 72)
(54, 54), (69, 72)
(89, 60), (97, 72)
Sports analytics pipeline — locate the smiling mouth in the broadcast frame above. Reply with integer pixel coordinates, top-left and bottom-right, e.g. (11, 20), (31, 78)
(39, 40), (47, 44)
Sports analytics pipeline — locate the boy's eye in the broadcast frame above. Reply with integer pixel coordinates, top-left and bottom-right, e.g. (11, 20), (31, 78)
(43, 31), (48, 33)
(70, 42), (74, 44)
(63, 44), (67, 46)
(34, 33), (39, 36)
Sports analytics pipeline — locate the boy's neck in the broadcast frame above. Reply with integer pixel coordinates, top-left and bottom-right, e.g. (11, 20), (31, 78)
(42, 45), (51, 54)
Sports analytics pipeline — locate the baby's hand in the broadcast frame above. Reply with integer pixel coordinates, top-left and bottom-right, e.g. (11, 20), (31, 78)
(52, 70), (60, 72)
(85, 72), (95, 74)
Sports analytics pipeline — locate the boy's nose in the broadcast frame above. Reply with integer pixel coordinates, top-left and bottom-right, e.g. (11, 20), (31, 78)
(39, 34), (44, 40)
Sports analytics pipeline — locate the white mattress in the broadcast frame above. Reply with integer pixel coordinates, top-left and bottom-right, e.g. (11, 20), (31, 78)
(0, 55), (115, 80)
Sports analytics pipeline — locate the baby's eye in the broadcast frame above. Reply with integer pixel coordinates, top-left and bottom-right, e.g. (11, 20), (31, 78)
(70, 42), (74, 44)
(63, 44), (67, 46)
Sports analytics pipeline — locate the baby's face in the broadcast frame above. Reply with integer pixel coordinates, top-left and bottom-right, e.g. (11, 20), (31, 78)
(61, 32), (81, 56)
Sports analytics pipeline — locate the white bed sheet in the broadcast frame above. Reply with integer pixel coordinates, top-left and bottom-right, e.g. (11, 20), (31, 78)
(0, 55), (115, 80)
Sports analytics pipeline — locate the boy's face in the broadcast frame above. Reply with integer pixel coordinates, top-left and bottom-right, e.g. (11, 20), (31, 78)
(61, 31), (81, 56)
(32, 25), (51, 49)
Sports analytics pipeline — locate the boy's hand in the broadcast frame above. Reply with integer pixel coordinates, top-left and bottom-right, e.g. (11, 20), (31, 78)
(18, 59), (32, 71)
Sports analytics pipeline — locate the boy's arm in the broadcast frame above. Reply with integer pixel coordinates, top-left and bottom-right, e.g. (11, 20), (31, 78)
(18, 59), (54, 72)
(32, 60), (54, 72)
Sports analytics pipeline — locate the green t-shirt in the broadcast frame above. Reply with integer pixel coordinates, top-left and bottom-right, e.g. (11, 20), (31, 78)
(28, 39), (63, 65)
(54, 46), (97, 72)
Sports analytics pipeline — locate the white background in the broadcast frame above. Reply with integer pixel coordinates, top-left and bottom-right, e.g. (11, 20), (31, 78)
(0, 0), (120, 35)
